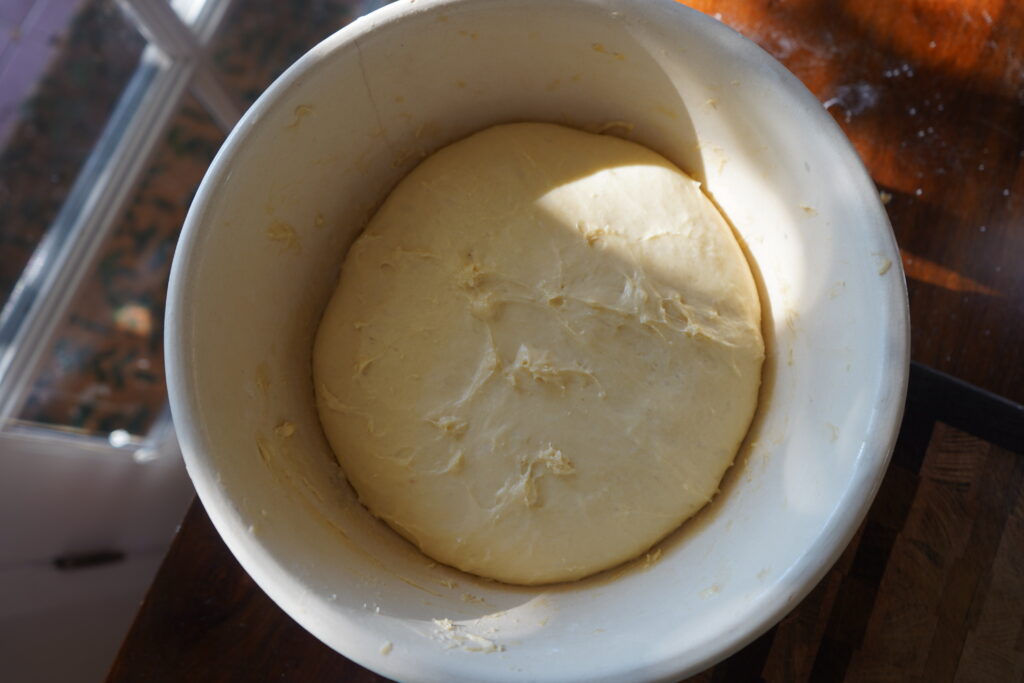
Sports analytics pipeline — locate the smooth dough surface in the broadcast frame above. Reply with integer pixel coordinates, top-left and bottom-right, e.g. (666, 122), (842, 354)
(314, 123), (764, 585)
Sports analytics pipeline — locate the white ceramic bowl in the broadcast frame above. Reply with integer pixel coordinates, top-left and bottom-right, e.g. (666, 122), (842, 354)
(166, 0), (909, 680)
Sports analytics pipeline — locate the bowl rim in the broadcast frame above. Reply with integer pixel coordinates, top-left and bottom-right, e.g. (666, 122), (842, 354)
(165, 0), (911, 680)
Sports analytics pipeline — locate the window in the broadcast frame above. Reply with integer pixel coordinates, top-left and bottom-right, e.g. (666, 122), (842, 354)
(1, 0), (371, 458)
(1, 3), (376, 678)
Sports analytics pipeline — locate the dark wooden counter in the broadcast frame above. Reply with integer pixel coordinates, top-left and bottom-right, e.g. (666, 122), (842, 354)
(107, 365), (1023, 683)
(109, 1), (1024, 680)
(683, 0), (1024, 406)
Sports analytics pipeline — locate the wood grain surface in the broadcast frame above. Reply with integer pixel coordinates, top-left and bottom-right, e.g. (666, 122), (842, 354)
(686, 402), (1024, 682)
(678, 0), (1024, 405)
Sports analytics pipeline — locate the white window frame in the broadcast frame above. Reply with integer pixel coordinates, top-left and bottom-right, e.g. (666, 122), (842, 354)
(0, 0), (239, 463)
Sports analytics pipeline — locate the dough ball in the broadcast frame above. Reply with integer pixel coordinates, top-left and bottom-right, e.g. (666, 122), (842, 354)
(314, 123), (763, 585)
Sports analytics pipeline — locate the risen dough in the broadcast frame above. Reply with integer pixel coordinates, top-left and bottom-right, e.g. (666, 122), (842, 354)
(314, 123), (764, 585)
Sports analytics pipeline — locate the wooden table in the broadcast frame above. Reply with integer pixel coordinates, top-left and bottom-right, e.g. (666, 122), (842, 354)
(109, 1), (1024, 680)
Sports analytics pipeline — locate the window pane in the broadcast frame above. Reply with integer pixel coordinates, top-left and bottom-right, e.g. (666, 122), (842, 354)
(0, 0), (144, 310)
(12, 0), (370, 438)
(16, 96), (223, 436)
